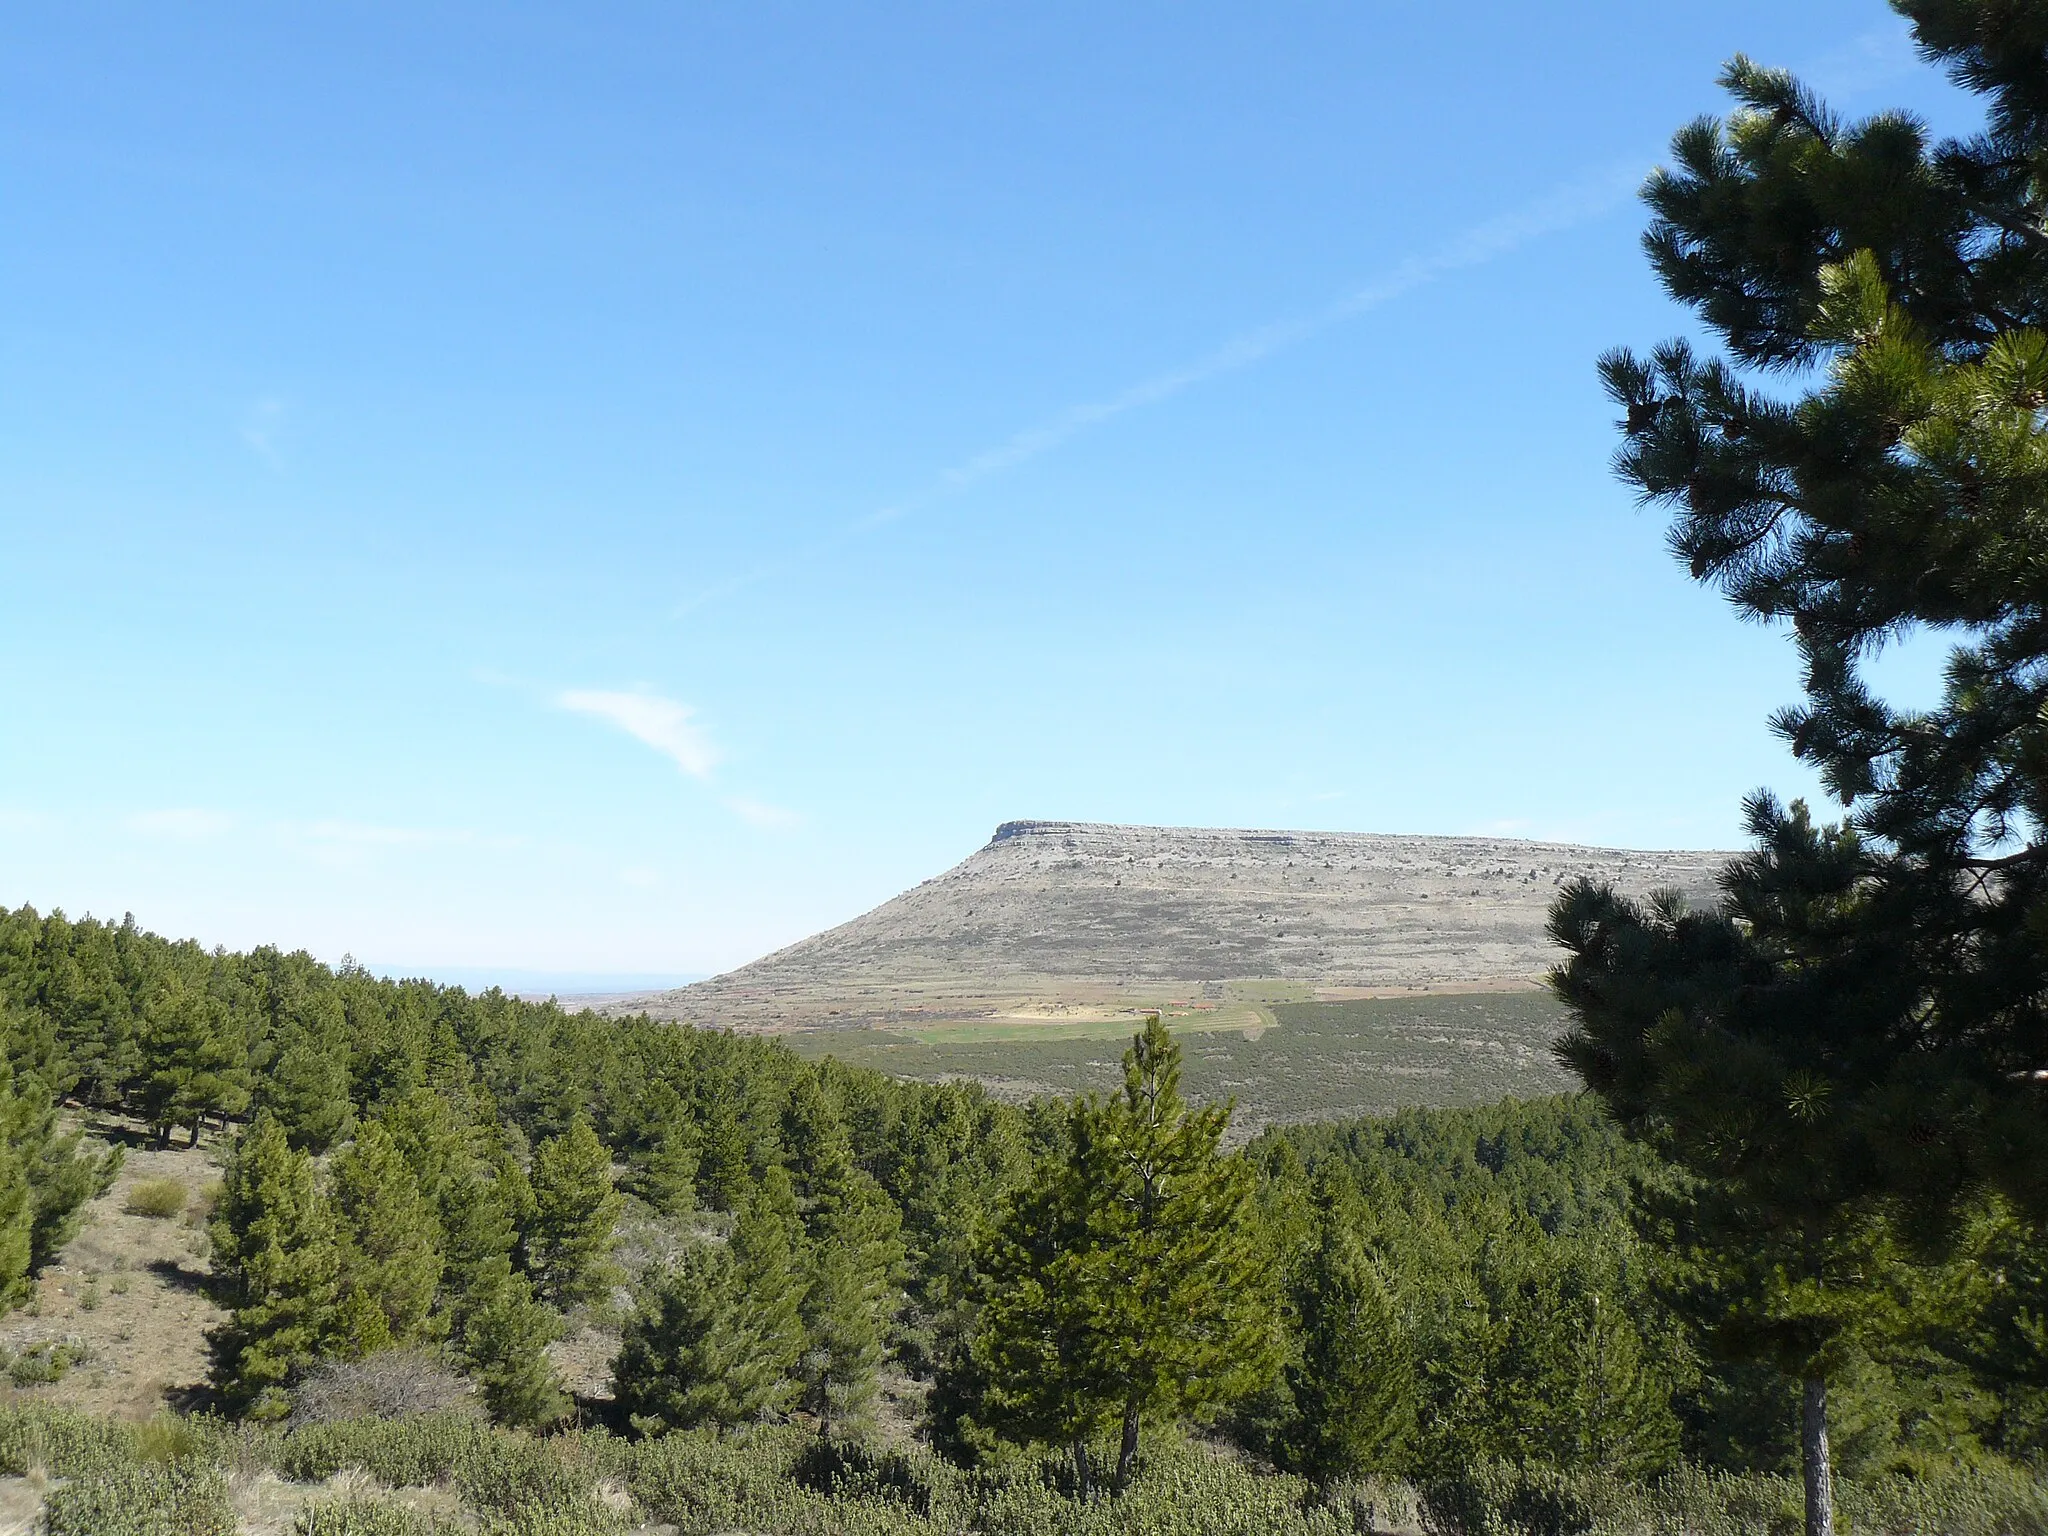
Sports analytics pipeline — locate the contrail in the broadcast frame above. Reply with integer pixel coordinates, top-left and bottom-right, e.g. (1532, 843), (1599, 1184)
(671, 158), (1644, 617)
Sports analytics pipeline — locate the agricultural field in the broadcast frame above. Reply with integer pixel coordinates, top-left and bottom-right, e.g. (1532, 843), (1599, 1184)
(787, 988), (1578, 1130)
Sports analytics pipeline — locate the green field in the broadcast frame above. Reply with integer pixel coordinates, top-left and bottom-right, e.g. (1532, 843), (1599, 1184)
(787, 989), (1578, 1129)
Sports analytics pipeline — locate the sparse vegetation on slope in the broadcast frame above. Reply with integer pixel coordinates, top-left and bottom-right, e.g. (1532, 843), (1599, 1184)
(792, 990), (1578, 1131)
(639, 822), (1732, 1034)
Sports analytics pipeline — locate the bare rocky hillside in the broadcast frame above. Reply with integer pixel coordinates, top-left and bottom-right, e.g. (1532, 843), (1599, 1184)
(637, 821), (1732, 1033)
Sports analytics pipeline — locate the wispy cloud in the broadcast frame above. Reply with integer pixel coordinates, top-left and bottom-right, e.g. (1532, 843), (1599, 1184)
(128, 808), (235, 840)
(674, 159), (1642, 616)
(557, 690), (720, 779)
(555, 689), (798, 829)
(931, 163), (1640, 497)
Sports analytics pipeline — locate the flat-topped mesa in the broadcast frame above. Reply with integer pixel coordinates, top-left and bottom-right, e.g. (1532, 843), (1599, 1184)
(640, 821), (1735, 1031)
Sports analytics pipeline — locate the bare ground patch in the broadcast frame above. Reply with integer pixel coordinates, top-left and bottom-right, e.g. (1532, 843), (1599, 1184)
(0, 1124), (226, 1421)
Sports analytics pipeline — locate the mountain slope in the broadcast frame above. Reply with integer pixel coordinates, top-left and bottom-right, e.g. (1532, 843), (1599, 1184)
(642, 820), (1732, 1032)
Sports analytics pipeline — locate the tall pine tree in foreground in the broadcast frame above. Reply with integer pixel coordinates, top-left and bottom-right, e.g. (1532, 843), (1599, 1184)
(327, 1120), (444, 1354)
(209, 1114), (341, 1416)
(1554, 6), (2048, 1531)
(798, 1169), (904, 1435)
(968, 1015), (1280, 1495)
(614, 1166), (811, 1431)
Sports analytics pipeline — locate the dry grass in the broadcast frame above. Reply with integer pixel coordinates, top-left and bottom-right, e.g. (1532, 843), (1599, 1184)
(123, 1181), (187, 1221)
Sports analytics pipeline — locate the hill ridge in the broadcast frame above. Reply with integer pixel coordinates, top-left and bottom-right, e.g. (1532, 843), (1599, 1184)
(637, 820), (1733, 1033)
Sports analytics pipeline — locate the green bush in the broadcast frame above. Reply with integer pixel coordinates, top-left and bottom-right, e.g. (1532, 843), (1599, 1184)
(274, 1412), (493, 1487)
(295, 1497), (464, 1536)
(626, 1427), (1351, 1536)
(1421, 1460), (1620, 1536)
(453, 1432), (623, 1533)
(1841, 1466), (2048, 1536)
(124, 1179), (188, 1219)
(40, 1459), (235, 1536)
(0, 1400), (2036, 1536)
(0, 1402), (134, 1477)
(131, 1412), (210, 1465)
(5, 1339), (92, 1388)
(624, 1423), (814, 1529)
(1417, 1461), (2048, 1536)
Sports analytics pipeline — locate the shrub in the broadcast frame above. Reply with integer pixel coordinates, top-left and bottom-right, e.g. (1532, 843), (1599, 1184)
(295, 1497), (464, 1536)
(624, 1423), (816, 1529)
(0, 1402), (133, 1477)
(793, 1436), (935, 1515)
(453, 1432), (624, 1534)
(1838, 1466), (2048, 1536)
(40, 1459), (235, 1536)
(6, 1339), (91, 1388)
(131, 1412), (207, 1464)
(290, 1349), (480, 1427)
(124, 1179), (188, 1219)
(275, 1412), (493, 1487)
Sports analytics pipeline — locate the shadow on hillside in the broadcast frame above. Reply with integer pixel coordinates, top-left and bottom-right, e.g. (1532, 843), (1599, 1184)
(145, 1257), (213, 1298)
(162, 1378), (225, 1417)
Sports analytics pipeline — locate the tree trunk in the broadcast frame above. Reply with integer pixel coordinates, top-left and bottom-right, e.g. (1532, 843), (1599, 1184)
(1072, 1438), (1092, 1501)
(1114, 1395), (1141, 1492)
(1802, 1376), (1834, 1536)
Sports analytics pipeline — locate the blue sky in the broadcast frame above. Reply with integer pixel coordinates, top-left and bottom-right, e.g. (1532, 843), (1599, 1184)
(1, 3), (1974, 986)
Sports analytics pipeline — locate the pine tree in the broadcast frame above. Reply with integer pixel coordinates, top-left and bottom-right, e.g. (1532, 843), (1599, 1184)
(527, 1117), (623, 1308)
(1549, 14), (2048, 1526)
(731, 1166), (808, 1409)
(209, 1114), (342, 1415)
(438, 1155), (520, 1304)
(969, 1016), (1283, 1493)
(257, 1029), (354, 1153)
(327, 1121), (444, 1353)
(136, 976), (242, 1147)
(41, 920), (137, 1108)
(1554, 804), (1925, 1531)
(0, 1061), (50, 1310)
(1279, 1177), (1416, 1483)
(799, 1169), (903, 1433)
(1581, 10), (2048, 1231)
(695, 1078), (751, 1213)
(782, 1074), (854, 1209)
(627, 1094), (700, 1220)
(457, 1261), (566, 1427)
(614, 1169), (812, 1431)
(343, 982), (429, 1110)
(0, 1028), (120, 1310)
(375, 1086), (517, 1306)
(1490, 1234), (1683, 1477)
(614, 1245), (752, 1431)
